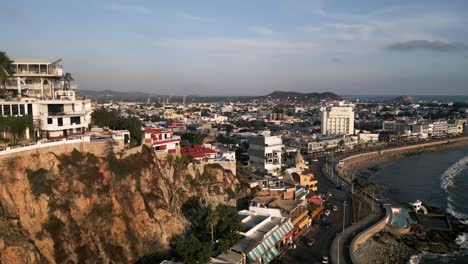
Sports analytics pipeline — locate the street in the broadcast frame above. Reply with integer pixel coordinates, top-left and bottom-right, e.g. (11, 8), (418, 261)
(280, 159), (353, 264)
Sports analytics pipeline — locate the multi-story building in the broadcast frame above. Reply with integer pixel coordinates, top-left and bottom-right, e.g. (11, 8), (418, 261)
(248, 131), (283, 175)
(320, 102), (355, 136)
(1, 58), (92, 138)
(432, 120), (448, 137)
(307, 136), (357, 154)
(143, 127), (181, 153)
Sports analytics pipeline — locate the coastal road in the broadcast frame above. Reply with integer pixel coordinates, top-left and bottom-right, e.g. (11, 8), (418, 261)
(280, 159), (353, 264)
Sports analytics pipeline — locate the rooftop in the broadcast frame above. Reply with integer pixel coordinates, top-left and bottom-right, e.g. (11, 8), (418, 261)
(12, 58), (62, 65)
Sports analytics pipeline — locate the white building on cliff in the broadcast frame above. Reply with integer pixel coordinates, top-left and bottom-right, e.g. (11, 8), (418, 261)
(0, 58), (92, 138)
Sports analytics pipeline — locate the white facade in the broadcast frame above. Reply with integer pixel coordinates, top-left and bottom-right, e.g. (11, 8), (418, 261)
(248, 131), (283, 175)
(1, 58), (92, 138)
(321, 102), (355, 136)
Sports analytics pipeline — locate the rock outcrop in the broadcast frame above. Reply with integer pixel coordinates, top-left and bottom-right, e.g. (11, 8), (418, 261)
(0, 146), (246, 263)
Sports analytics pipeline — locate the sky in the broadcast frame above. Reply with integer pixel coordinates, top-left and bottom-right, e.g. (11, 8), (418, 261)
(2, 0), (468, 96)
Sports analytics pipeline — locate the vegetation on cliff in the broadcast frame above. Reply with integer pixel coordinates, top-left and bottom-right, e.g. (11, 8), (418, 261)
(0, 145), (247, 264)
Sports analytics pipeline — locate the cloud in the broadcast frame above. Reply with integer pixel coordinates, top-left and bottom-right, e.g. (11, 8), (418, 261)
(179, 12), (209, 22)
(251, 26), (276, 36)
(385, 40), (468, 52)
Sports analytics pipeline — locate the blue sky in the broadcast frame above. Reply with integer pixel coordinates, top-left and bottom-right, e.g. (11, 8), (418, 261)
(2, 0), (468, 96)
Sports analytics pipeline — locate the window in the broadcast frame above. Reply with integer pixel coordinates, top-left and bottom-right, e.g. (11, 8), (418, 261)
(47, 118), (53, 124)
(70, 116), (81, 124)
(4, 105), (11, 116)
(12, 105), (18, 115)
(19, 104), (25, 115)
(58, 118), (63, 127)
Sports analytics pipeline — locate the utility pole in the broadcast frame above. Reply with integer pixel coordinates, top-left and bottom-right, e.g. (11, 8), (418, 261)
(343, 200), (347, 233)
(337, 233), (341, 264)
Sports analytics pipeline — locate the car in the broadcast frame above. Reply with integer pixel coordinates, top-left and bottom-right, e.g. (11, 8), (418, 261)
(324, 209), (331, 216)
(307, 239), (315, 246)
(320, 221), (330, 228)
(333, 205), (338, 211)
(322, 256), (329, 264)
(327, 191), (332, 197)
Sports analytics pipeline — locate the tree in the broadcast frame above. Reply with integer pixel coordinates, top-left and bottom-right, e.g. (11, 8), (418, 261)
(63, 72), (74, 90)
(170, 234), (212, 264)
(0, 51), (12, 90)
(91, 109), (143, 146)
(212, 205), (242, 253)
(181, 132), (205, 145)
(206, 207), (219, 243)
(0, 115), (33, 144)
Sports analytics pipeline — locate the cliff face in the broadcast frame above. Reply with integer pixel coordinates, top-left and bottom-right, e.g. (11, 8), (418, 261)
(0, 147), (245, 264)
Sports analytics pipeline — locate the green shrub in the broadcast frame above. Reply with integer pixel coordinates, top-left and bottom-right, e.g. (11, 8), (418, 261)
(26, 168), (51, 197)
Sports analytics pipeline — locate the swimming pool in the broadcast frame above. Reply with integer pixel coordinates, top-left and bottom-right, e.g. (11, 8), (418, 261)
(390, 208), (416, 228)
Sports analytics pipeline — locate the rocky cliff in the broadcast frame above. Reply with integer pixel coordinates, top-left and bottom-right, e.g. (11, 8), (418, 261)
(0, 146), (247, 263)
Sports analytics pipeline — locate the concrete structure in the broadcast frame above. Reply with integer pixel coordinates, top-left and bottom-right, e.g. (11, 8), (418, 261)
(248, 131), (283, 175)
(1, 58), (92, 138)
(320, 102), (354, 136)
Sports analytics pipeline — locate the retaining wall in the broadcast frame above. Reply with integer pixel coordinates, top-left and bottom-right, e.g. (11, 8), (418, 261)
(349, 205), (392, 264)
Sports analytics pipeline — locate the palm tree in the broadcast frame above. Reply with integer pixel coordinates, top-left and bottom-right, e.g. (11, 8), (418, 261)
(63, 72), (74, 90)
(206, 207), (219, 243)
(0, 51), (13, 90)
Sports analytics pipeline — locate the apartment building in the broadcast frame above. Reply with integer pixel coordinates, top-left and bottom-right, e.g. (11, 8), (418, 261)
(320, 102), (355, 136)
(248, 131), (283, 175)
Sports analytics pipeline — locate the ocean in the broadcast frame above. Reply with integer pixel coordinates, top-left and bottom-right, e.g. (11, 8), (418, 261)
(341, 95), (468, 103)
(363, 146), (468, 264)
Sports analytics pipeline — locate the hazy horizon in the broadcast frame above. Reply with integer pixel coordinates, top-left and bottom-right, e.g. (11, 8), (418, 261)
(3, 0), (468, 96)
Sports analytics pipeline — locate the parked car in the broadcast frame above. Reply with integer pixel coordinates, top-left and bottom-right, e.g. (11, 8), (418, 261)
(322, 256), (329, 264)
(333, 205), (338, 211)
(324, 209), (331, 216)
(307, 239), (315, 246)
(327, 191), (332, 197)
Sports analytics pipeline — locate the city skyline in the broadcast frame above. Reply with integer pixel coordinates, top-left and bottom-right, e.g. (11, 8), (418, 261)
(3, 0), (468, 96)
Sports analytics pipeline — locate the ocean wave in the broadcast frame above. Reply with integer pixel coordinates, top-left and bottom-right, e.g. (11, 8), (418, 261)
(408, 249), (468, 264)
(456, 233), (468, 249)
(440, 156), (468, 221)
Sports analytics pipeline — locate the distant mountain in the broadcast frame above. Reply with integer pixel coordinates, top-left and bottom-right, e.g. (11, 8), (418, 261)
(77, 89), (254, 103)
(78, 90), (152, 101)
(392, 95), (414, 102)
(262, 91), (342, 101)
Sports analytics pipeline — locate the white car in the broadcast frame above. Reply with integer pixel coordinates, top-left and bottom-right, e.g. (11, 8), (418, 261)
(324, 209), (331, 216)
(333, 205), (338, 211)
(327, 191), (332, 197)
(322, 256), (329, 264)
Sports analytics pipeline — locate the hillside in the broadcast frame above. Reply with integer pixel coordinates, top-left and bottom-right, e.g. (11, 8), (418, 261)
(263, 91), (342, 101)
(0, 146), (249, 263)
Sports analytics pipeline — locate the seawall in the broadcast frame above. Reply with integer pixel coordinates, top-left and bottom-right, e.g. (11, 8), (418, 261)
(349, 205), (392, 264)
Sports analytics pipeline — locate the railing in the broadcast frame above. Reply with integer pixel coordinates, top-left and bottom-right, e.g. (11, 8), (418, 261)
(0, 136), (91, 156)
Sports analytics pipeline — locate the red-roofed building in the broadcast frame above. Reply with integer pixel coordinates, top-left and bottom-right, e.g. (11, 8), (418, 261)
(144, 127), (180, 154)
(166, 120), (186, 133)
(180, 144), (217, 162)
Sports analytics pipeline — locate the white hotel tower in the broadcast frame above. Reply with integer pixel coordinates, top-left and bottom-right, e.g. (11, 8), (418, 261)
(1, 58), (92, 138)
(320, 101), (355, 136)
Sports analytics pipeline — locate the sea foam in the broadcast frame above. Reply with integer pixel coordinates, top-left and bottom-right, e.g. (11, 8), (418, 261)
(440, 156), (468, 221)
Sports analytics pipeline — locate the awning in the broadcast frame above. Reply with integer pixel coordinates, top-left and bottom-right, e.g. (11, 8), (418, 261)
(247, 221), (294, 262)
(261, 247), (280, 264)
